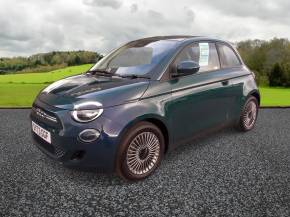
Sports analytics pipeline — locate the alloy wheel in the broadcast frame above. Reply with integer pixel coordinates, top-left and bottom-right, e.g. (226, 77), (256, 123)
(243, 100), (257, 129)
(126, 132), (160, 175)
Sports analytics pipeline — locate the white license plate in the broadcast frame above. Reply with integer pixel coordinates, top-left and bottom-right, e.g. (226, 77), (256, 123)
(32, 121), (51, 144)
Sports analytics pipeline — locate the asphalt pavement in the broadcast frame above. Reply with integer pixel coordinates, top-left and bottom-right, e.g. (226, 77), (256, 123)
(1, 109), (290, 216)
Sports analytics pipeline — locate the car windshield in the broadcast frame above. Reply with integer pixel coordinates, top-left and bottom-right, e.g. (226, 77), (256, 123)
(89, 40), (178, 78)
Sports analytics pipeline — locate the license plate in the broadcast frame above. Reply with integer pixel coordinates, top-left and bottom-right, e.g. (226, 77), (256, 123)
(32, 121), (51, 144)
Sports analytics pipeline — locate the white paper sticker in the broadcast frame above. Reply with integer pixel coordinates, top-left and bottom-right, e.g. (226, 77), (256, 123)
(199, 43), (209, 66)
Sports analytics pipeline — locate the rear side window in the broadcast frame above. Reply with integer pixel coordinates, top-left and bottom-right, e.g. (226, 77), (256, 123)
(217, 44), (241, 68)
(175, 42), (220, 73)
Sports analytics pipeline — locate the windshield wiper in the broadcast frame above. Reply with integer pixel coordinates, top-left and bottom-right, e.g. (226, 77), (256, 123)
(115, 74), (150, 79)
(86, 70), (150, 79)
(86, 69), (113, 77)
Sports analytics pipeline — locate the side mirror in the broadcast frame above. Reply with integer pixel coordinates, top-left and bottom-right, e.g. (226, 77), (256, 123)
(172, 61), (200, 78)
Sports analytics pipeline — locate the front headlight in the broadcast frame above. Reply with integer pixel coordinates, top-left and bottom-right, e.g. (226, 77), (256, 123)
(71, 101), (103, 123)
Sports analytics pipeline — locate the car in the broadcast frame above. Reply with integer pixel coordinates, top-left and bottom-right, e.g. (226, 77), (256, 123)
(30, 36), (260, 181)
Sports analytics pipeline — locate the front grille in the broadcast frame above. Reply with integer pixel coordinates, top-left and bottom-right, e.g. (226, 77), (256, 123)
(31, 104), (66, 158)
(33, 134), (55, 154)
(33, 134), (66, 158)
(54, 143), (66, 158)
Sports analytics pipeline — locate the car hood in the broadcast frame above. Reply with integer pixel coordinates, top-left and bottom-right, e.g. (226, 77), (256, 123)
(37, 74), (149, 110)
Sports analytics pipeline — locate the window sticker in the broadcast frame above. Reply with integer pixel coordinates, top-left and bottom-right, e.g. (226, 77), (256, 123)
(199, 43), (209, 66)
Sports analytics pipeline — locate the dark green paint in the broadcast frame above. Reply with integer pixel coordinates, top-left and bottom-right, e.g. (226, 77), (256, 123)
(31, 36), (260, 171)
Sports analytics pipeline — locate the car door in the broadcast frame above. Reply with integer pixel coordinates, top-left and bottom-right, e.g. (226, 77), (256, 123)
(168, 42), (235, 144)
(216, 42), (247, 120)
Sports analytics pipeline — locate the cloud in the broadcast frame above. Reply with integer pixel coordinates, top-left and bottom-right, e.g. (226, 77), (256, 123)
(82, 0), (122, 9)
(204, 0), (290, 23)
(0, 0), (290, 57)
(147, 10), (164, 19)
(130, 3), (138, 13)
(185, 7), (195, 23)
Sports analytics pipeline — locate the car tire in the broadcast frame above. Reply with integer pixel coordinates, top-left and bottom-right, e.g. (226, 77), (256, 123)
(236, 96), (259, 132)
(116, 121), (165, 181)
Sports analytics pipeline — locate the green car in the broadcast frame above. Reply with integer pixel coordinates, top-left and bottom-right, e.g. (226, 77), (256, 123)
(31, 36), (260, 181)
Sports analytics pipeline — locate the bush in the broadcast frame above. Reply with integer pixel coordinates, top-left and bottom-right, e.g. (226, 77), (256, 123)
(237, 38), (290, 87)
(269, 63), (284, 86)
(282, 64), (290, 87)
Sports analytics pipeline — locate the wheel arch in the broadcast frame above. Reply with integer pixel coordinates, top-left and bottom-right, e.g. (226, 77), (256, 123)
(248, 90), (260, 105)
(143, 117), (169, 153)
(118, 114), (170, 154)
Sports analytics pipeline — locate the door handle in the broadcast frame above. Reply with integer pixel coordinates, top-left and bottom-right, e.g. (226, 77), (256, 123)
(221, 80), (229, 86)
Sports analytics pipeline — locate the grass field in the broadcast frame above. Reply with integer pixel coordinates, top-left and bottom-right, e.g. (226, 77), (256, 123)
(0, 64), (92, 107)
(0, 64), (92, 84)
(0, 84), (47, 107)
(0, 64), (290, 107)
(259, 87), (290, 106)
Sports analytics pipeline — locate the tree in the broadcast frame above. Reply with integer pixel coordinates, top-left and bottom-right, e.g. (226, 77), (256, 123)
(75, 55), (81, 65)
(269, 63), (284, 86)
(281, 63), (290, 87)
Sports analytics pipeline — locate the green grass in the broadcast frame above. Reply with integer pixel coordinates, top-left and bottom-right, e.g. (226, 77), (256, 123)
(0, 64), (92, 107)
(259, 87), (290, 107)
(0, 64), (92, 84)
(0, 83), (47, 107)
(0, 64), (290, 107)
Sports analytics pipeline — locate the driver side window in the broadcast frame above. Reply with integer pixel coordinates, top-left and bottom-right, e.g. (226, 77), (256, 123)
(175, 42), (220, 73)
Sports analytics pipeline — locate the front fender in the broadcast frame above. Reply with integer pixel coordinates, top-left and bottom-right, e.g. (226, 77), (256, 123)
(102, 98), (171, 146)
(242, 75), (259, 102)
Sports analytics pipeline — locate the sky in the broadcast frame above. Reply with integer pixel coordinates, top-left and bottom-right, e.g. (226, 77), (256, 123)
(1, 0), (290, 57)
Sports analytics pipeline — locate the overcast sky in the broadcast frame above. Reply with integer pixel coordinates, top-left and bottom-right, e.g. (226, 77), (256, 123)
(1, 0), (290, 57)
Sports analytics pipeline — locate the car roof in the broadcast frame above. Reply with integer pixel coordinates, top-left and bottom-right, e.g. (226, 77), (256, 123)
(131, 36), (234, 49)
(134, 35), (194, 41)
(134, 35), (227, 42)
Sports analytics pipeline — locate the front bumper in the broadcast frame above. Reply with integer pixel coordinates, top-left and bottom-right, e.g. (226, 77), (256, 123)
(30, 99), (122, 172)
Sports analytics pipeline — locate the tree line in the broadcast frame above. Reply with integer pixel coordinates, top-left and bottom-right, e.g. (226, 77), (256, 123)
(237, 38), (290, 87)
(0, 51), (103, 74)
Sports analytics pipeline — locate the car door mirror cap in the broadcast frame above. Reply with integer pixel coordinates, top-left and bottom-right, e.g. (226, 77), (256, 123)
(172, 61), (200, 78)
